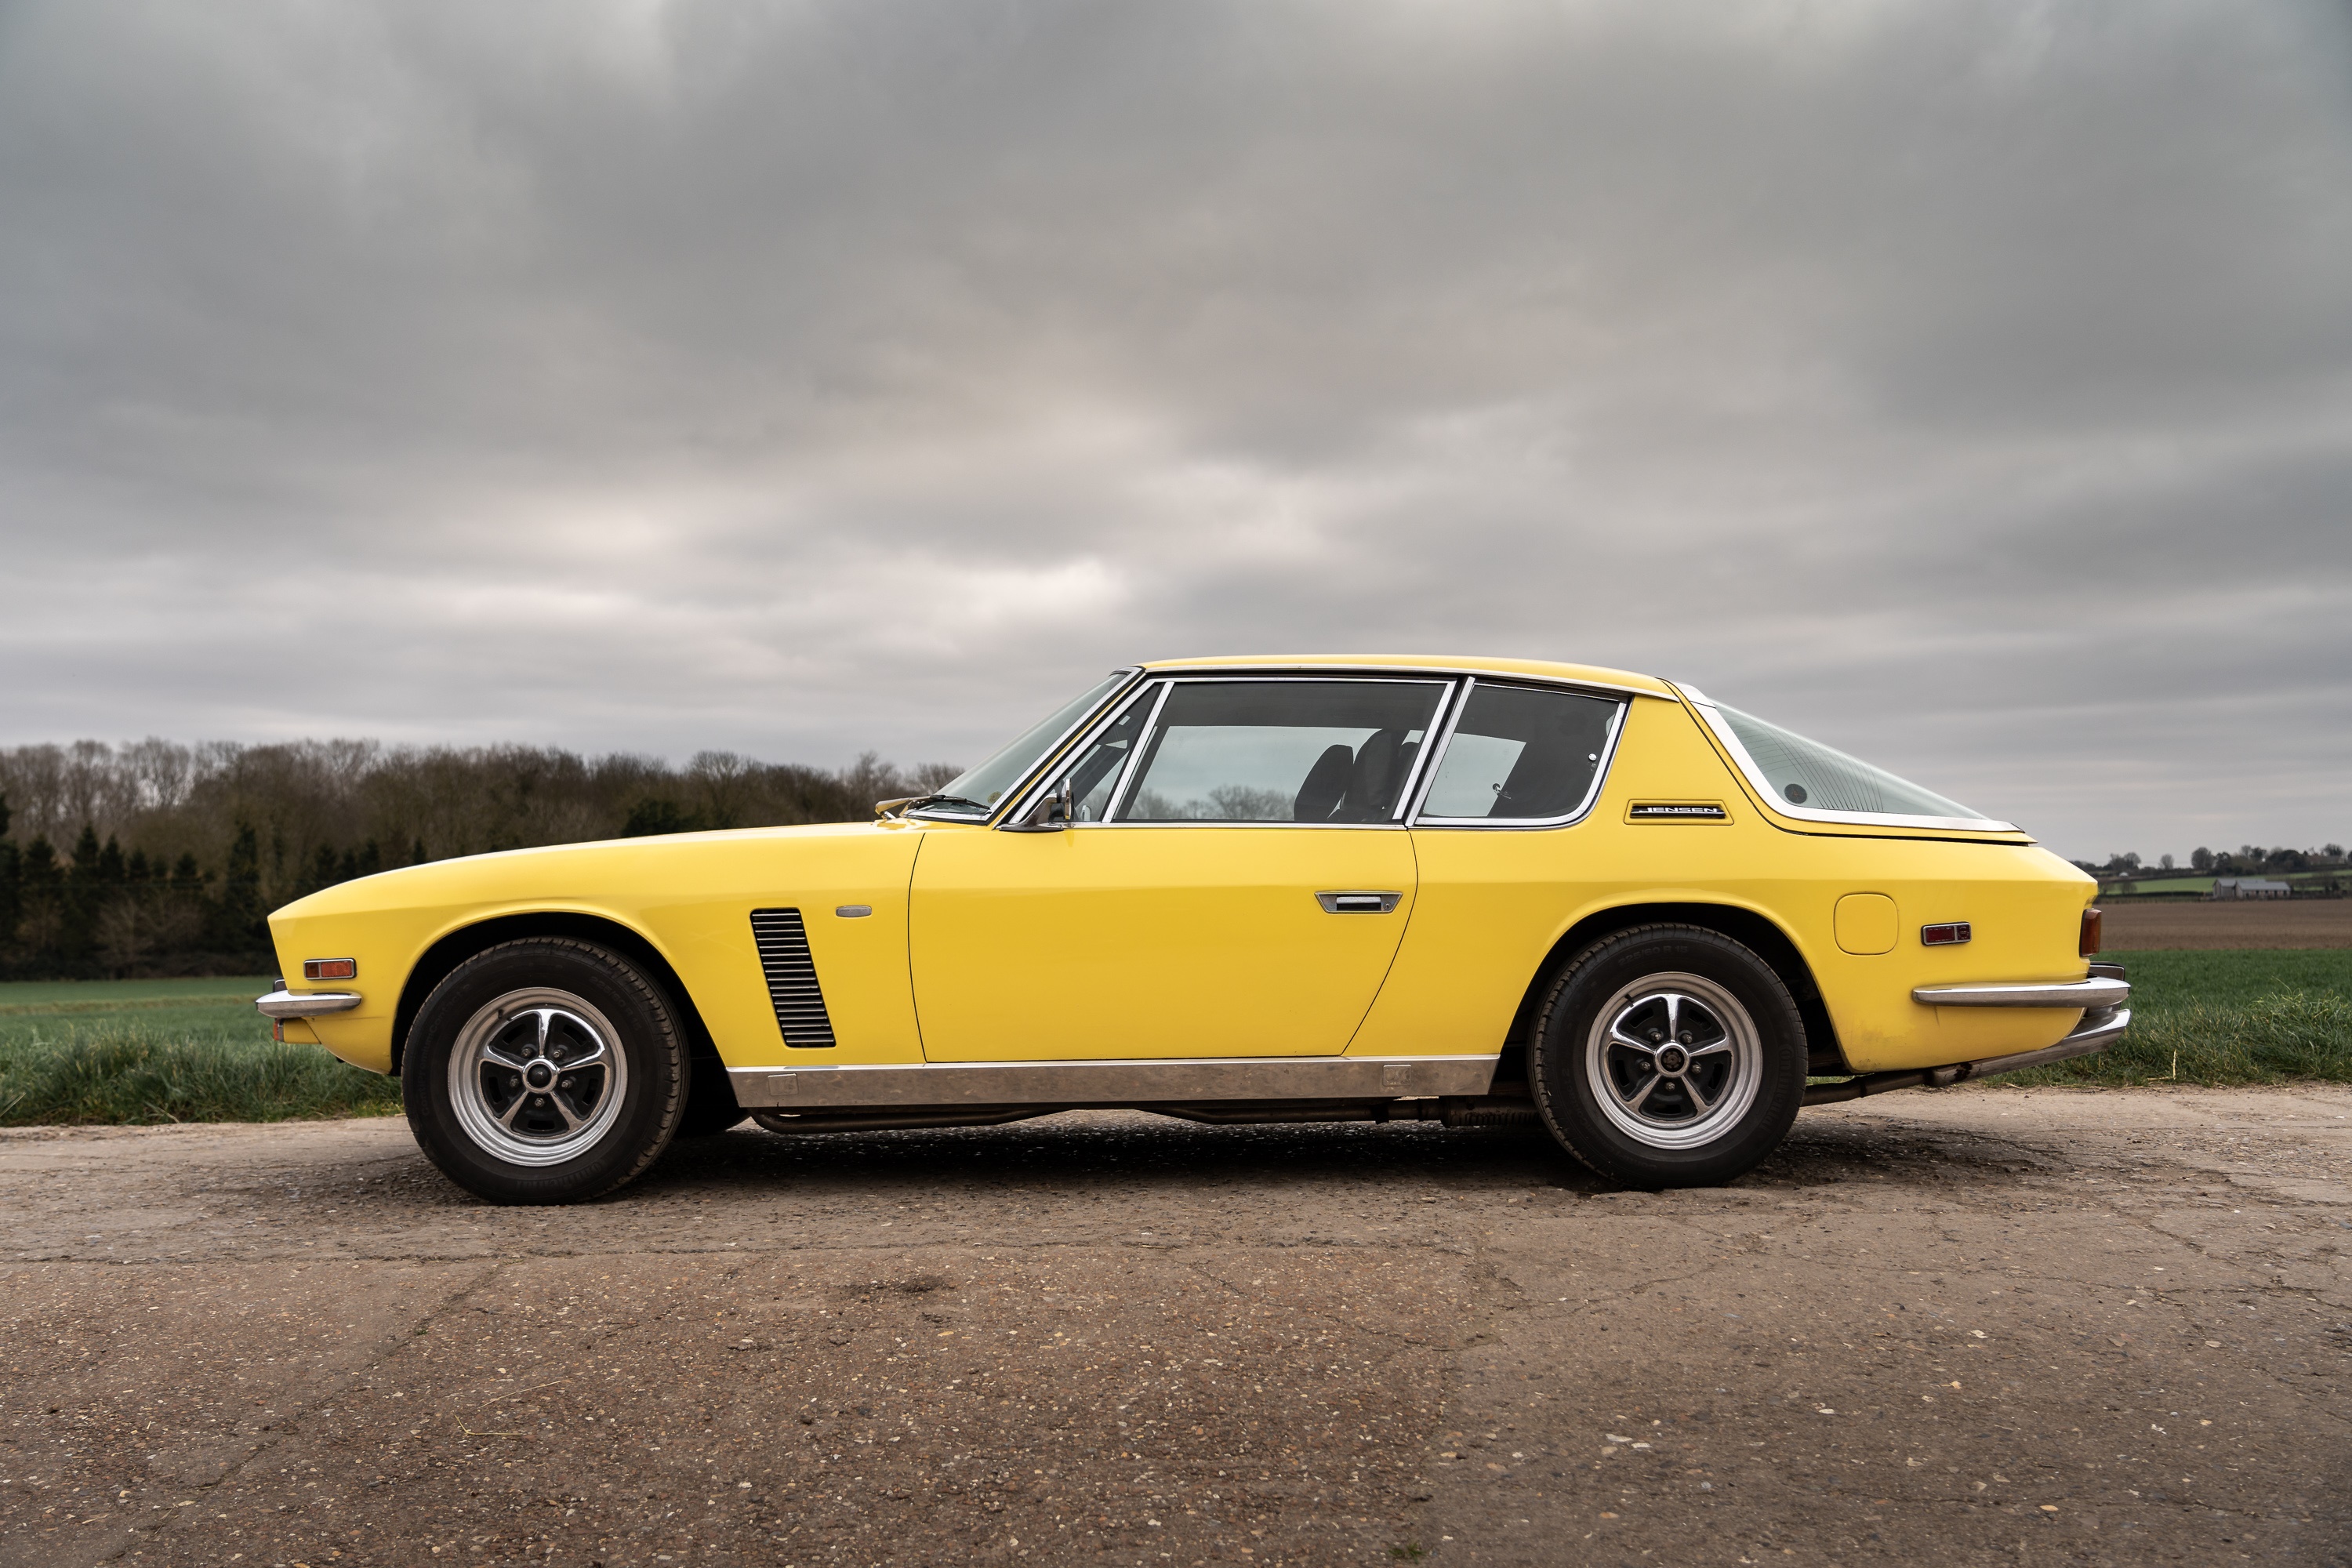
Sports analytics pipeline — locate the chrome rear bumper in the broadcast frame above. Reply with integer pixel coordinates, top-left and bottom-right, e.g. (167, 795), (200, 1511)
(1806, 998), (2130, 1106)
(1912, 975), (2130, 1009)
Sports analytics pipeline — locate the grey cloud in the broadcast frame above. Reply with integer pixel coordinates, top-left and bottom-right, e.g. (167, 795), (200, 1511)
(3, 0), (2350, 861)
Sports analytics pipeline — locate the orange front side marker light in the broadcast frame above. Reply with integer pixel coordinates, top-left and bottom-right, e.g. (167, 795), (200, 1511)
(2079, 907), (2103, 956)
(303, 957), (358, 982)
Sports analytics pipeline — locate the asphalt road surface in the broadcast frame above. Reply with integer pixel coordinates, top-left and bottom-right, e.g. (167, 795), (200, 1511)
(5, 1088), (2350, 1568)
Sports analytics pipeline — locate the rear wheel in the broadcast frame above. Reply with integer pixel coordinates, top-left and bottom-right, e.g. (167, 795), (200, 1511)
(402, 938), (686, 1203)
(1530, 924), (1806, 1189)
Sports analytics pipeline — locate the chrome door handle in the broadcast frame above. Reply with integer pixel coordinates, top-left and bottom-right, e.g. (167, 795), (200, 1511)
(1316, 891), (1403, 914)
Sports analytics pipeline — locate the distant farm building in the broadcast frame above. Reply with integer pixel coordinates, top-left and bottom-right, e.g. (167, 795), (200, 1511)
(2208, 878), (2291, 901)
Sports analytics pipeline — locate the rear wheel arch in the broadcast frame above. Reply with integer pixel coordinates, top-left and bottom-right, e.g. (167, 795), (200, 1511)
(1497, 901), (1848, 1083)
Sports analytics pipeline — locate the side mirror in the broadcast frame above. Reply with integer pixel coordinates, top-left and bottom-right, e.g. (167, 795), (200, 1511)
(1004, 779), (1075, 833)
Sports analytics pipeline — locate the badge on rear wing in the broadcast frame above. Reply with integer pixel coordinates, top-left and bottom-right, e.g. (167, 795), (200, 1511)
(1625, 800), (1730, 822)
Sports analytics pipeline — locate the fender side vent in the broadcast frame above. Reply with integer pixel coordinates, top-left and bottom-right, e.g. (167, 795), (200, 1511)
(749, 908), (838, 1050)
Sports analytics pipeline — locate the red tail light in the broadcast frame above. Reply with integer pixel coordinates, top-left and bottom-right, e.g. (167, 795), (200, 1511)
(2079, 907), (2103, 956)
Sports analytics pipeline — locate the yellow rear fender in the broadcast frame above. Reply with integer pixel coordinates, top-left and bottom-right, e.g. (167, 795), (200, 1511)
(1497, 898), (1844, 1078)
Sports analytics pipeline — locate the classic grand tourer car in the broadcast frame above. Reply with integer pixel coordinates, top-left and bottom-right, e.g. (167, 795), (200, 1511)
(258, 655), (2127, 1203)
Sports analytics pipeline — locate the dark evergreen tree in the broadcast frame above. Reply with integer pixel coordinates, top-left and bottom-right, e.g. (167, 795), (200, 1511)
(60, 824), (105, 973)
(212, 822), (266, 953)
(71, 824), (101, 880)
(17, 837), (61, 973)
(0, 793), (19, 973)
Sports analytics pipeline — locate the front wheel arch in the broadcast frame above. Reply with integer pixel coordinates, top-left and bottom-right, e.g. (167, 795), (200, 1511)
(391, 911), (737, 1124)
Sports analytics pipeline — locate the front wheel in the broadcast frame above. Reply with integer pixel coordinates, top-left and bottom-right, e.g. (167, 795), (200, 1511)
(402, 938), (687, 1203)
(1530, 924), (1806, 1189)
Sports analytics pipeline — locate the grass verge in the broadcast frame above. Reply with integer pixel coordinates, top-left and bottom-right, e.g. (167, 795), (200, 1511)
(0, 977), (401, 1126)
(1998, 948), (2351, 1087)
(0, 1031), (405, 1125)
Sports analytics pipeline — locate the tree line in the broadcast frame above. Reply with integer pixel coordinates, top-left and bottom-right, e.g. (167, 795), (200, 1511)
(0, 739), (956, 981)
(2076, 845), (2347, 878)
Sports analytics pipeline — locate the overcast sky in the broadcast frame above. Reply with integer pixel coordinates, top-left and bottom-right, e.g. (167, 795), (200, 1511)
(3, 0), (2348, 862)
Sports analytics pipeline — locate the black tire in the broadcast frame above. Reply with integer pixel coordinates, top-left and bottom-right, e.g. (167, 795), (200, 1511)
(1530, 924), (1806, 1189)
(401, 938), (686, 1203)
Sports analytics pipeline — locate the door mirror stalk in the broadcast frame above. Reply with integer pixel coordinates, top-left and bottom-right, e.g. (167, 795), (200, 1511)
(1004, 778), (1076, 833)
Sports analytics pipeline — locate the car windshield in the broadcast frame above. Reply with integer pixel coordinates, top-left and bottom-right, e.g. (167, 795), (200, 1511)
(1711, 704), (1980, 821)
(913, 672), (1132, 818)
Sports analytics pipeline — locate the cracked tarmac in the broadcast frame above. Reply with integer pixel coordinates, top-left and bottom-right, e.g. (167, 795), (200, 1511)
(3, 1086), (2349, 1566)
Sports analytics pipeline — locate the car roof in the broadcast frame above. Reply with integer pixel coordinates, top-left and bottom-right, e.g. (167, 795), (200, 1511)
(1138, 653), (1678, 697)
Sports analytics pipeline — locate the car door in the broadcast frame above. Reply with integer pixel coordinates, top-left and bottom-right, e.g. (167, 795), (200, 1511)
(908, 675), (1448, 1062)
(1348, 679), (1634, 1058)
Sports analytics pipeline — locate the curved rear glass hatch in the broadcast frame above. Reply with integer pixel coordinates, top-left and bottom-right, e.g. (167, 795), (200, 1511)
(1683, 691), (2017, 833)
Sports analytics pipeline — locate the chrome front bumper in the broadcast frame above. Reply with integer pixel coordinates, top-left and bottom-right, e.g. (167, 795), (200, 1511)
(254, 988), (364, 1019)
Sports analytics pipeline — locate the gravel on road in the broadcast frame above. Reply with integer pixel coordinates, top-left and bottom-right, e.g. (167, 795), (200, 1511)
(4, 1088), (2349, 1567)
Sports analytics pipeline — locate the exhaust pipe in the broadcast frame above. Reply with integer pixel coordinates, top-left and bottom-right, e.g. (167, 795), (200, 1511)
(1804, 1005), (2130, 1106)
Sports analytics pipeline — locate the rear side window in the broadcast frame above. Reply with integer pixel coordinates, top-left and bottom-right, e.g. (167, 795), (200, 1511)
(1117, 680), (1447, 823)
(1418, 684), (1622, 823)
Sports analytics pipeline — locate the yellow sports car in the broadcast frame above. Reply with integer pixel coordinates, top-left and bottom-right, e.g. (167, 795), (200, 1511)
(257, 655), (2126, 1203)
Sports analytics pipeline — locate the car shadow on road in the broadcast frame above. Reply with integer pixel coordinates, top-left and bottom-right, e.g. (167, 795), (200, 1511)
(641, 1113), (1586, 1200)
(608, 1106), (2049, 1209)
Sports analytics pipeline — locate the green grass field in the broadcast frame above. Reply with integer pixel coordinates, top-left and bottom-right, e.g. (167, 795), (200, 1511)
(1989, 947), (2350, 1087)
(0, 976), (401, 1127)
(2, 948), (2347, 1125)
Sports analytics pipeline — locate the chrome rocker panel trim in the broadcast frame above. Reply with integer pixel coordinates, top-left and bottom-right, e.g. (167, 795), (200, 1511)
(1805, 1004), (2130, 1106)
(1912, 976), (2130, 1010)
(731, 1054), (1502, 1110)
(255, 989), (365, 1019)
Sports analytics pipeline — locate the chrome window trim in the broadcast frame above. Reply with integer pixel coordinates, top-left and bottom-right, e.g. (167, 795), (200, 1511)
(1676, 684), (2020, 835)
(989, 819), (1418, 832)
(1103, 678), (1175, 821)
(1384, 677), (1462, 823)
(905, 666), (1145, 826)
(998, 677), (1167, 829)
(1403, 678), (1630, 830)
(1012, 673), (1456, 829)
(1145, 661), (1662, 701)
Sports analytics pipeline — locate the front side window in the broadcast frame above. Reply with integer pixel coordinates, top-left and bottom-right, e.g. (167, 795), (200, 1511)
(1114, 680), (1446, 823)
(914, 670), (1133, 819)
(1418, 684), (1621, 822)
(1050, 684), (1157, 822)
(1702, 702), (1998, 826)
